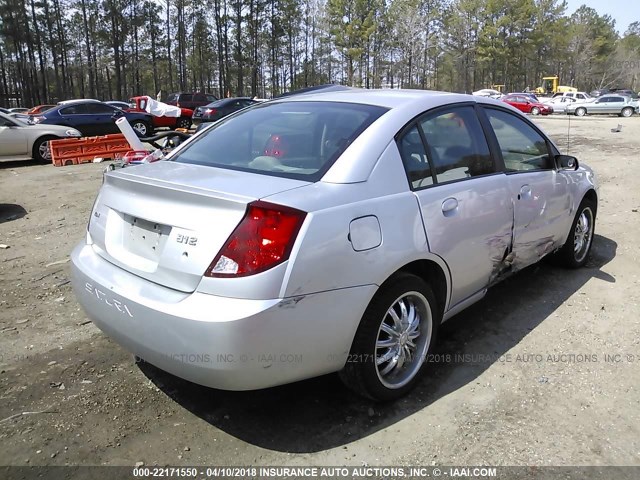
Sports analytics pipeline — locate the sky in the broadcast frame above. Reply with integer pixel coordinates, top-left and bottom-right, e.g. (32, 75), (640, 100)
(564, 0), (640, 35)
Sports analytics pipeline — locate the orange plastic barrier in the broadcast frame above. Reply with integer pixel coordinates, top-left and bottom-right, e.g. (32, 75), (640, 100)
(49, 134), (134, 167)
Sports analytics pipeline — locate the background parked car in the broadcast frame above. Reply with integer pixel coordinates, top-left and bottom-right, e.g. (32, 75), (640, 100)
(550, 91), (592, 102)
(509, 92), (540, 102)
(566, 94), (638, 117)
(128, 96), (193, 130)
(192, 97), (259, 125)
(542, 96), (577, 113)
(610, 89), (639, 100)
(27, 105), (56, 115)
(502, 95), (553, 115)
(31, 100), (154, 137)
(8, 108), (29, 114)
(165, 92), (218, 110)
(590, 88), (610, 97)
(0, 111), (81, 162)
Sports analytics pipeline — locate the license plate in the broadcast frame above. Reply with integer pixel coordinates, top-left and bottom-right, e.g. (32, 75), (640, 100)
(124, 215), (171, 261)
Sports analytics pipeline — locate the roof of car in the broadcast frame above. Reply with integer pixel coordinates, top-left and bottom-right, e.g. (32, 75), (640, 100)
(272, 88), (478, 109)
(57, 99), (102, 105)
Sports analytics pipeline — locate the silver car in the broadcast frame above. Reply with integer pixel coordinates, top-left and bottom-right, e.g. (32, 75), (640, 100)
(72, 90), (599, 401)
(0, 111), (81, 162)
(566, 94), (637, 117)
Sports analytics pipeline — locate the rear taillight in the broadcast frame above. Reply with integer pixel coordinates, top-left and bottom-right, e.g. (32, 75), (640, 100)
(204, 108), (216, 115)
(205, 201), (306, 278)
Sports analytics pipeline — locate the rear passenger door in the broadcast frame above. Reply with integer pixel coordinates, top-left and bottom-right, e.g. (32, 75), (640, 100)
(85, 103), (120, 135)
(398, 104), (514, 307)
(482, 107), (571, 267)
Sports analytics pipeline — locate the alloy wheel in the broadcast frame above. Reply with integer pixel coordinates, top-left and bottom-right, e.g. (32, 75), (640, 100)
(573, 207), (594, 263)
(375, 291), (432, 389)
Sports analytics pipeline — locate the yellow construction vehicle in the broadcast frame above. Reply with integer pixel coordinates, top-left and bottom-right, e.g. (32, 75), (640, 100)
(535, 76), (577, 95)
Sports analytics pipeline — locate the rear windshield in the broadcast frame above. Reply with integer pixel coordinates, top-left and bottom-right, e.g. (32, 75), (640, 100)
(171, 101), (388, 181)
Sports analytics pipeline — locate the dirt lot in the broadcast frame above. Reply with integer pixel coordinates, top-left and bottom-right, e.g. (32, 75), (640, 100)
(0, 115), (639, 469)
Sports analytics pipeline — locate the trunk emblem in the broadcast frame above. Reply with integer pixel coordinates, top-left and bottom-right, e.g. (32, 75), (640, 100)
(176, 234), (198, 246)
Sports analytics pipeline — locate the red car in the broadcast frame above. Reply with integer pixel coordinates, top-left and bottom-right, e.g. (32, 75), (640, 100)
(27, 104), (56, 115)
(502, 95), (553, 115)
(127, 96), (193, 130)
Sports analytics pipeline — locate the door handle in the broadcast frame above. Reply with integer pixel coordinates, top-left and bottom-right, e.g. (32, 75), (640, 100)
(441, 197), (458, 216)
(519, 185), (531, 200)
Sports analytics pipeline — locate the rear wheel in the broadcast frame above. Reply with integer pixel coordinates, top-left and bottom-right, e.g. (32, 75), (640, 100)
(33, 135), (57, 163)
(131, 120), (151, 137)
(575, 107), (586, 117)
(530, 107), (540, 115)
(554, 198), (596, 268)
(620, 107), (633, 118)
(339, 273), (439, 401)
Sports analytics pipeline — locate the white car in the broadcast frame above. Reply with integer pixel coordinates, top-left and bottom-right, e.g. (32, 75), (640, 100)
(542, 96), (577, 113)
(0, 111), (81, 162)
(472, 89), (504, 99)
(550, 91), (592, 103)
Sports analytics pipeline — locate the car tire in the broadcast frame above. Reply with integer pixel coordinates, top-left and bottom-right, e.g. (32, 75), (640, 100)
(339, 273), (439, 401)
(131, 120), (151, 137)
(575, 108), (586, 117)
(531, 107), (540, 115)
(554, 197), (596, 268)
(176, 117), (192, 130)
(620, 107), (633, 118)
(33, 135), (57, 163)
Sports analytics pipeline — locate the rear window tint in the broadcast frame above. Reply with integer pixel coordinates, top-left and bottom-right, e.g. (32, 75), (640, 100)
(172, 101), (387, 181)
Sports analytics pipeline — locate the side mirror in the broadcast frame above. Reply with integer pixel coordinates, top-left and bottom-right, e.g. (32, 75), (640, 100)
(556, 154), (578, 171)
(111, 110), (124, 119)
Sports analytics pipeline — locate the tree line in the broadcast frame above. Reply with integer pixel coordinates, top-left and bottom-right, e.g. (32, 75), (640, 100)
(0, 0), (639, 107)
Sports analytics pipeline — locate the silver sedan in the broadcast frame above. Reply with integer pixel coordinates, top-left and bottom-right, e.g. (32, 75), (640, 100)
(0, 112), (81, 162)
(72, 90), (598, 401)
(566, 94), (638, 117)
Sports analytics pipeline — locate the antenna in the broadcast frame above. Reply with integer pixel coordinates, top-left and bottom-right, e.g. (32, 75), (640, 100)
(566, 113), (571, 155)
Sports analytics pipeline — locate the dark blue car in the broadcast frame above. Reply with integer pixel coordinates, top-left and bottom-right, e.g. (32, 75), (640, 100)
(32, 100), (154, 137)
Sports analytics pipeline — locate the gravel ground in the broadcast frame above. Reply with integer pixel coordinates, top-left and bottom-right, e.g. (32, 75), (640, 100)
(0, 115), (638, 469)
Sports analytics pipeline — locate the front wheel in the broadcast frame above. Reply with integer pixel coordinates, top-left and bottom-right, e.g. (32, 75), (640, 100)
(554, 198), (596, 268)
(575, 107), (586, 117)
(620, 107), (633, 118)
(339, 273), (439, 401)
(131, 120), (151, 137)
(33, 135), (57, 163)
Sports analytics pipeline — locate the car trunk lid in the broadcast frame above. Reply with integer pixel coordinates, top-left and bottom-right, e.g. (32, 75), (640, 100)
(88, 161), (309, 292)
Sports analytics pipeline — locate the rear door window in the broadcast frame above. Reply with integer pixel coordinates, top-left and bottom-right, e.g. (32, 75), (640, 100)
(86, 103), (117, 114)
(60, 104), (88, 115)
(419, 106), (495, 183)
(179, 94), (193, 102)
(172, 101), (387, 181)
(206, 94), (218, 102)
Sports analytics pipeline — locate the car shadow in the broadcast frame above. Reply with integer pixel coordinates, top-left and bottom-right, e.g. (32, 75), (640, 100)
(139, 234), (617, 453)
(0, 158), (48, 168)
(0, 204), (27, 224)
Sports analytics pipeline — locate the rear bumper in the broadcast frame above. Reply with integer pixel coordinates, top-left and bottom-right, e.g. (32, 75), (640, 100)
(71, 242), (375, 390)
